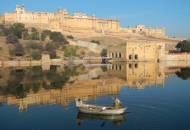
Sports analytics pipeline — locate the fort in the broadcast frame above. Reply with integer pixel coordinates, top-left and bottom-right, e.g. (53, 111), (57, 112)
(3, 5), (165, 38)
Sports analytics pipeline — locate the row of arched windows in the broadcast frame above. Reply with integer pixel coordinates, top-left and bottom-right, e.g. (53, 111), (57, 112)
(128, 54), (138, 60)
(107, 64), (122, 71)
(110, 52), (122, 58)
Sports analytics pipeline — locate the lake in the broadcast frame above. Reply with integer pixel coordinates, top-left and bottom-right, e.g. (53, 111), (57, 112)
(0, 62), (190, 130)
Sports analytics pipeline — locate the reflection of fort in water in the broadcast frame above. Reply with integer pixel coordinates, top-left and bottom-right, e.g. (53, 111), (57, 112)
(0, 62), (190, 111)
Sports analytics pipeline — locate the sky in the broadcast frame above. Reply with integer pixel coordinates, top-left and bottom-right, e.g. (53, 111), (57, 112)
(0, 0), (190, 38)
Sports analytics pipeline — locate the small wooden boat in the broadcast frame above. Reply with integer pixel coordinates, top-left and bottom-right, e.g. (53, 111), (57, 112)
(77, 112), (125, 121)
(76, 99), (127, 115)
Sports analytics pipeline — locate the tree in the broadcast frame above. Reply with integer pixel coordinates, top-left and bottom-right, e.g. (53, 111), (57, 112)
(22, 30), (30, 40)
(176, 40), (190, 52)
(91, 40), (100, 45)
(9, 23), (26, 39)
(27, 42), (43, 50)
(41, 30), (51, 41)
(50, 31), (68, 43)
(10, 43), (25, 56)
(67, 35), (74, 39)
(45, 42), (57, 58)
(63, 45), (77, 57)
(31, 50), (42, 60)
(45, 42), (57, 52)
(6, 34), (18, 44)
(30, 27), (40, 40)
(101, 49), (107, 57)
(0, 24), (10, 36)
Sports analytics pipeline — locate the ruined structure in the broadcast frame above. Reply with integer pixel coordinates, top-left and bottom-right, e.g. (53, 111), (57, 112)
(4, 5), (165, 38)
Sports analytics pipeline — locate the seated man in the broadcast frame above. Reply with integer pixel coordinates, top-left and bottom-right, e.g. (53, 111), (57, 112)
(113, 98), (121, 108)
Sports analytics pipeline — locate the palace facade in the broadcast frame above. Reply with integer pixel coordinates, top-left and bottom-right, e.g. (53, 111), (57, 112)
(107, 41), (166, 62)
(3, 5), (165, 38)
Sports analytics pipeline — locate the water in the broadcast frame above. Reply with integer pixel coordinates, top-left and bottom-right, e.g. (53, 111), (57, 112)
(0, 63), (190, 130)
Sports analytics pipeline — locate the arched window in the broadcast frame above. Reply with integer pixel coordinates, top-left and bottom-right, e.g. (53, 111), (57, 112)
(119, 65), (122, 70)
(129, 55), (132, 60)
(115, 64), (118, 70)
(135, 64), (138, 68)
(112, 53), (114, 58)
(119, 53), (121, 58)
(129, 64), (132, 68)
(115, 53), (118, 58)
(135, 54), (138, 60)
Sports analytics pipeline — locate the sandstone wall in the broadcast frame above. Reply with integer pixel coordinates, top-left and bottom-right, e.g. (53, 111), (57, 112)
(165, 53), (190, 61)
(0, 15), (4, 24)
(4, 5), (166, 38)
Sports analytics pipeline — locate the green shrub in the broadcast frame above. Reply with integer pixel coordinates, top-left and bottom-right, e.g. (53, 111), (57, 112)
(6, 34), (18, 44)
(101, 49), (107, 57)
(9, 43), (25, 56)
(9, 23), (26, 39)
(45, 42), (57, 59)
(176, 40), (190, 52)
(67, 35), (74, 39)
(22, 30), (30, 40)
(45, 42), (57, 52)
(0, 31), (4, 36)
(27, 42), (43, 50)
(30, 27), (40, 40)
(63, 45), (77, 57)
(41, 30), (51, 41)
(91, 40), (100, 45)
(50, 32), (67, 43)
(31, 50), (42, 60)
(0, 24), (10, 36)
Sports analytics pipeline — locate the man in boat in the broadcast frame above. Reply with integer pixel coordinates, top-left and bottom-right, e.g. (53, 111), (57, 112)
(114, 98), (121, 109)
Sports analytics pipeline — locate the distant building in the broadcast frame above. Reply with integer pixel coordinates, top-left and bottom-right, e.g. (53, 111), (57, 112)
(0, 15), (4, 24)
(121, 25), (165, 38)
(3, 5), (165, 38)
(107, 41), (166, 62)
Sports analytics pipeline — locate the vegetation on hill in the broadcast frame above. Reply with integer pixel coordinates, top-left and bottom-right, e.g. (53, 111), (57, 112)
(0, 23), (69, 59)
(9, 23), (26, 39)
(63, 45), (77, 57)
(176, 40), (190, 52)
(67, 35), (74, 39)
(91, 40), (100, 45)
(0, 23), (101, 60)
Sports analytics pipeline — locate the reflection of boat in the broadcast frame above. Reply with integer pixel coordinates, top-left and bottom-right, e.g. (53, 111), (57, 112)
(77, 112), (126, 126)
(76, 99), (127, 115)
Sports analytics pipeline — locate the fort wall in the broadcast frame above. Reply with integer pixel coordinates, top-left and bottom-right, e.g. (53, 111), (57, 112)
(0, 15), (4, 24)
(3, 5), (165, 38)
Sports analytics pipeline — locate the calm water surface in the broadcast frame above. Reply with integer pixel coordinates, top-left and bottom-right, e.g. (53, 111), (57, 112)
(0, 63), (190, 130)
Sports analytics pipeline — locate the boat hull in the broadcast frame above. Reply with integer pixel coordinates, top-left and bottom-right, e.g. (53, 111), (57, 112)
(78, 107), (127, 115)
